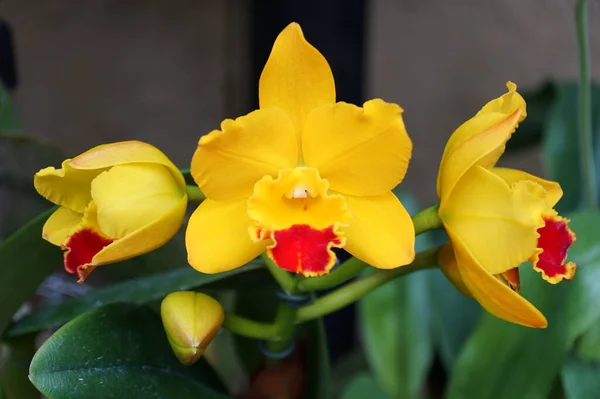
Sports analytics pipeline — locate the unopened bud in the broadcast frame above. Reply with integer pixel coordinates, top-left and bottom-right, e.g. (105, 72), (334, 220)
(437, 243), (473, 299)
(160, 291), (224, 365)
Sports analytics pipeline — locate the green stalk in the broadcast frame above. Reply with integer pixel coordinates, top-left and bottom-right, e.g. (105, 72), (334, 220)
(575, 0), (597, 210)
(412, 204), (442, 235)
(296, 257), (368, 292)
(296, 204), (442, 292)
(262, 252), (299, 294)
(267, 303), (298, 354)
(222, 313), (279, 340)
(296, 247), (439, 322)
(185, 185), (205, 203)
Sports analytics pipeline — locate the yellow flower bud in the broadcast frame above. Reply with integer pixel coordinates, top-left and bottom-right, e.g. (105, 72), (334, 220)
(160, 291), (224, 365)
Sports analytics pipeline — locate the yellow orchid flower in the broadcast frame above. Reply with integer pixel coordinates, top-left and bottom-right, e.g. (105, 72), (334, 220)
(437, 82), (576, 328)
(34, 141), (188, 282)
(186, 23), (414, 277)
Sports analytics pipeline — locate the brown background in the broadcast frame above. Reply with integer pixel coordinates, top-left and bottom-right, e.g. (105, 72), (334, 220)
(3, 0), (599, 203)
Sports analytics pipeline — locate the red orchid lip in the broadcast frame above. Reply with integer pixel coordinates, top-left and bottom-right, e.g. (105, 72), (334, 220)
(62, 228), (113, 282)
(267, 224), (343, 276)
(532, 214), (576, 284)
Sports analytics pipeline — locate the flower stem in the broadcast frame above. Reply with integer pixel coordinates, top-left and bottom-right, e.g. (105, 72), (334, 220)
(295, 247), (439, 322)
(222, 313), (279, 340)
(185, 185), (205, 203)
(262, 252), (299, 294)
(296, 257), (368, 292)
(412, 204), (442, 235)
(267, 302), (298, 354)
(576, 0), (597, 210)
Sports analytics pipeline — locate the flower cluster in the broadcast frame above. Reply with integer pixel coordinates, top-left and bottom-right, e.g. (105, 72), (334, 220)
(34, 23), (575, 329)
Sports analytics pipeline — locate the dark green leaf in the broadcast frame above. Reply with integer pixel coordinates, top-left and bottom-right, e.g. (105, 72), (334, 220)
(542, 83), (600, 213)
(0, 135), (65, 238)
(561, 355), (600, 399)
(447, 211), (600, 399)
(340, 373), (389, 399)
(359, 189), (433, 399)
(0, 209), (61, 336)
(0, 335), (39, 399)
(359, 269), (432, 399)
(577, 322), (600, 361)
(331, 350), (369, 397)
(429, 271), (480, 370)
(305, 316), (332, 399)
(422, 221), (479, 371)
(7, 261), (264, 338)
(29, 304), (229, 399)
(0, 83), (20, 134)
(232, 288), (279, 373)
(88, 230), (190, 283)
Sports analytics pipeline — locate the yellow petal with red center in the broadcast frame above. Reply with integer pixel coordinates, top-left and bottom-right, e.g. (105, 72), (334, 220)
(440, 166), (548, 275)
(34, 161), (99, 213)
(530, 212), (576, 284)
(90, 163), (185, 239)
(61, 202), (113, 282)
(69, 140), (185, 188)
(446, 228), (547, 328)
(493, 167), (563, 208)
(437, 82), (526, 201)
(186, 199), (267, 274)
(247, 167), (350, 276)
(303, 100), (412, 196)
(42, 206), (83, 246)
(343, 192), (414, 269)
(191, 108), (298, 201)
(259, 22), (335, 134)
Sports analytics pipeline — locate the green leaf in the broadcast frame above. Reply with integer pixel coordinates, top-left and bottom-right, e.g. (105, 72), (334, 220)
(577, 322), (600, 361)
(89, 230), (190, 282)
(331, 350), (369, 396)
(305, 316), (332, 399)
(447, 211), (600, 399)
(359, 189), (433, 399)
(0, 209), (61, 336)
(0, 335), (39, 399)
(542, 83), (600, 213)
(340, 373), (389, 399)
(232, 288), (279, 373)
(0, 135), (65, 238)
(359, 268), (432, 399)
(429, 271), (480, 370)
(29, 304), (229, 399)
(561, 355), (600, 399)
(0, 83), (20, 134)
(7, 261), (264, 338)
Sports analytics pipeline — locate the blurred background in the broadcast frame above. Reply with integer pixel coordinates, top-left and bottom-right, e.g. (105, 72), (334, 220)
(1, 1), (600, 398)
(4, 0), (599, 204)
